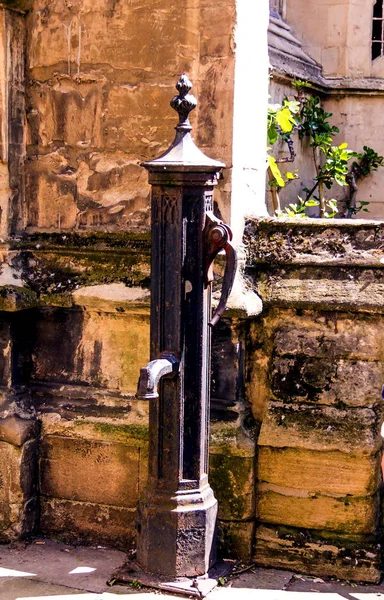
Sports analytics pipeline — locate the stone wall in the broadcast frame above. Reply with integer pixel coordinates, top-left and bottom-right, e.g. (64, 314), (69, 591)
(24, 0), (236, 231)
(244, 217), (384, 582)
(0, 0), (266, 559)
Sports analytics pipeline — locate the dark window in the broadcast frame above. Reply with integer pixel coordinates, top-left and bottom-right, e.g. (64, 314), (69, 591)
(373, 0), (384, 60)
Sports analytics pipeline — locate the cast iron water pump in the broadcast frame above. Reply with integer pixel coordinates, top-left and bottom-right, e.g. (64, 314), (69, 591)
(136, 75), (237, 581)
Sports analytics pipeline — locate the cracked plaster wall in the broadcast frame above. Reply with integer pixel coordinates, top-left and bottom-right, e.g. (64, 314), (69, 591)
(24, 0), (236, 232)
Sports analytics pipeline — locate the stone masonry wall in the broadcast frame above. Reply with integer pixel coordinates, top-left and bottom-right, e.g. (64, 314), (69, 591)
(0, 0), (241, 549)
(244, 218), (384, 582)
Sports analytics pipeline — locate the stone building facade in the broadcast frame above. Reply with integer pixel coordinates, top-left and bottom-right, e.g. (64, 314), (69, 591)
(0, 0), (382, 585)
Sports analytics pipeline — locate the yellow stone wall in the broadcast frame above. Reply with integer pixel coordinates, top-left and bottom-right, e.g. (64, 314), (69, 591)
(25, 0), (236, 231)
(244, 218), (384, 582)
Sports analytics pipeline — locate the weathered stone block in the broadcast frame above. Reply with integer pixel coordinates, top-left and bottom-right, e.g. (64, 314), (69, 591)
(254, 525), (381, 583)
(271, 355), (383, 407)
(40, 497), (136, 549)
(258, 447), (380, 496)
(258, 403), (381, 454)
(245, 221), (384, 270)
(32, 307), (150, 394)
(0, 441), (23, 503)
(217, 520), (255, 562)
(0, 438), (38, 539)
(257, 487), (378, 534)
(40, 435), (141, 507)
(319, 360), (383, 407)
(271, 355), (336, 401)
(20, 439), (39, 501)
(274, 317), (384, 361)
(210, 453), (254, 521)
(211, 318), (239, 407)
(0, 416), (38, 447)
(0, 500), (11, 532)
(0, 1), (33, 12)
(210, 420), (255, 458)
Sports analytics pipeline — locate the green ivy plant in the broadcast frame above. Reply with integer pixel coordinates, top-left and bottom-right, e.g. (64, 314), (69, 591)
(267, 100), (300, 213)
(267, 80), (384, 219)
(277, 197), (338, 219)
(345, 146), (384, 217)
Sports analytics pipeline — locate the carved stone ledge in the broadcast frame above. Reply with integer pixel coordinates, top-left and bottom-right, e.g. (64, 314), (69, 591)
(268, 14), (322, 83)
(244, 218), (384, 314)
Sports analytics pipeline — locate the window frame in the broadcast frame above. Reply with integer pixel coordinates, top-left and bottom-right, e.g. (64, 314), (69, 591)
(372, 0), (384, 60)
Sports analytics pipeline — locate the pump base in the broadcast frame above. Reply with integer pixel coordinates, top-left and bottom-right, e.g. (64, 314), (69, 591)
(136, 483), (218, 578)
(111, 559), (234, 598)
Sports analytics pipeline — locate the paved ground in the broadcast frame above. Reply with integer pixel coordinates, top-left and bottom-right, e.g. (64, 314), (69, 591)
(1, 538), (384, 600)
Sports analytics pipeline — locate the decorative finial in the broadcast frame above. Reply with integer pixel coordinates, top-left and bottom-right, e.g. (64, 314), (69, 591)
(170, 74), (197, 130)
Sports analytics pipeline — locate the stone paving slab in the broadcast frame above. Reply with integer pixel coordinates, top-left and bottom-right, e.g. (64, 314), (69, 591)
(0, 538), (127, 594)
(0, 578), (88, 600)
(1, 538), (384, 600)
(286, 574), (384, 597)
(231, 569), (294, 589)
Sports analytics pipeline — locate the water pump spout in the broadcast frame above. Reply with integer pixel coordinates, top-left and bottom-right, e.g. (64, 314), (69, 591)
(136, 352), (179, 400)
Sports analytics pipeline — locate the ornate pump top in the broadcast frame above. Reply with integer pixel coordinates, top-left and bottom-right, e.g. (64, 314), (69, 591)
(170, 74), (197, 131)
(142, 74), (224, 170)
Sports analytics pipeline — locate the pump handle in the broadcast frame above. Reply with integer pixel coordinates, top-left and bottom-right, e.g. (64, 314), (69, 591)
(203, 212), (237, 327)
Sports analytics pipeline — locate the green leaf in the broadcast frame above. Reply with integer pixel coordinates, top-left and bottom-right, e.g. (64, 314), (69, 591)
(276, 107), (296, 133)
(267, 123), (278, 145)
(268, 155), (285, 187)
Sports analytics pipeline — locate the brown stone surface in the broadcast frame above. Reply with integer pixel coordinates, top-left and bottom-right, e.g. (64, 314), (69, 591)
(217, 520), (255, 562)
(32, 306), (150, 394)
(257, 488), (378, 534)
(272, 314), (384, 361)
(0, 1), (33, 11)
(0, 441), (23, 503)
(258, 403), (381, 454)
(40, 435), (141, 507)
(245, 220), (384, 312)
(245, 220), (384, 268)
(276, 318), (383, 361)
(271, 356), (383, 408)
(244, 226), (384, 579)
(257, 266), (384, 313)
(0, 416), (38, 447)
(24, 0), (236, 231)
(254, 525), (381, 584)
(0, 438), (39, 539)
(258, 447), (379, 496)
(38, 408), (149, 444)
(0, 10), (27, 238)
(319, 360), (383, 407)
(40, 496), (136, 549)
(210, 453), (254, 521)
